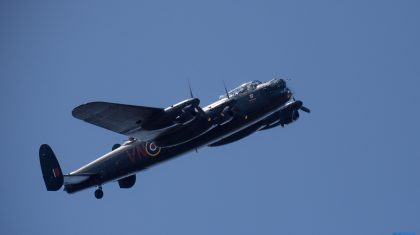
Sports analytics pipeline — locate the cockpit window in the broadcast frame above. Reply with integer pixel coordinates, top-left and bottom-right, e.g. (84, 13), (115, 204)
(219, 80), (262, 99)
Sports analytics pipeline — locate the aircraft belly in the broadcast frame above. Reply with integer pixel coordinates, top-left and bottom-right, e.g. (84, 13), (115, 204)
(209, 122), (262, 147)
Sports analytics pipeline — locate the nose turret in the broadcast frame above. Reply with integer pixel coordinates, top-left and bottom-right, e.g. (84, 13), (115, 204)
(278, 78), (286, 88)
(264, 78), (290, 97)
(266, 78), (286, 89)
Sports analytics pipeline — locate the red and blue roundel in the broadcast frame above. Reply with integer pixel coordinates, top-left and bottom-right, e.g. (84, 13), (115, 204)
(145, 142), (161, 157)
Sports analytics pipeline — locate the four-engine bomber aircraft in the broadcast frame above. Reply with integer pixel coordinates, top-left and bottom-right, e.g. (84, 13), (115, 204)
(39, 79), (310, 199)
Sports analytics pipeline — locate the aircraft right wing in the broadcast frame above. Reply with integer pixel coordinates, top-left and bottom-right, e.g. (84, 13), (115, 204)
(72, 102), (166, 138)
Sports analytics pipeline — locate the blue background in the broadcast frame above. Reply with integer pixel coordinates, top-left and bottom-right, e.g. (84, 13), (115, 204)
(1, 0), (419, 234)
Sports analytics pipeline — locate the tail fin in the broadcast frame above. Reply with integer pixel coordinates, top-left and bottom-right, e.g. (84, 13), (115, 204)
(39, 144), (64, 191)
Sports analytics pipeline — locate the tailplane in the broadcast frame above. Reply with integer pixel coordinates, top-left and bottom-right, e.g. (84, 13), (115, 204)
(39, 144), (64, 191)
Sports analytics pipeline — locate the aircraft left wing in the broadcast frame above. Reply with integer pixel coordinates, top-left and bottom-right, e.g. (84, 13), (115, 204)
(72, 102), (165, 137)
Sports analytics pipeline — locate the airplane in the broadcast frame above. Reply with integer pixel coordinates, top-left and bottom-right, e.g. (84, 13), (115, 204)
(39, 79), (310, 199)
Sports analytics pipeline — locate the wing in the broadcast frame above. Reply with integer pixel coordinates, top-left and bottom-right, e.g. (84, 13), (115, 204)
(72, 102), (166, 137)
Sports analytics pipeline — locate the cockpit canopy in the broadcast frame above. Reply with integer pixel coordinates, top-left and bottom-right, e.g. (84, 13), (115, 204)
(219, 80), (262, 99)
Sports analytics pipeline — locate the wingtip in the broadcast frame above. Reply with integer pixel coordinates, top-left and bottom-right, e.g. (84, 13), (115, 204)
(72, 101), (106, 119)
(71, 104), (87, 119)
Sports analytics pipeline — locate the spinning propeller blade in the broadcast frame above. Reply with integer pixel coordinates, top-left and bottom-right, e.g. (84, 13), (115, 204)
(187, 79), (194, 98)
(223, 81), (230, 99)
(300, 106), (311, 113)
(290, 88), (310, 113)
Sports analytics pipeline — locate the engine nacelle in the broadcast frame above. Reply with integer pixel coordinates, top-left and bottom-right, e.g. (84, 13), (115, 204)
(206, 101), (238, 126)
(279, 109), (299, 126)
(272, 100), (302, 127)
(165, 98), (201, 125)
(142, 98), (201, 130)
(216, 106), (234, 125)
(165, 98), (200, 113)
(173, 105), (197, 125)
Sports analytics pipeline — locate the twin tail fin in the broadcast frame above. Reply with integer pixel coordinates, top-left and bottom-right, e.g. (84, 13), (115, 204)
(39, 144), (63, 191)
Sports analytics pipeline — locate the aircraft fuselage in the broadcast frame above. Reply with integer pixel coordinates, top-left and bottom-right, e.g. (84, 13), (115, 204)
(39, 79), (310, 198)
(65, 80), (290, 193)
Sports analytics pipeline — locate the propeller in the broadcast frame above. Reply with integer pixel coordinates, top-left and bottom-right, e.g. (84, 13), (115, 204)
(300, 106), (311, 113)
(295, 98), (310, 113)
(184, 79), (207, 116)
(187, 78), (194, 98)
(292, 94), (311, 113)
(223, 80), (230, 99)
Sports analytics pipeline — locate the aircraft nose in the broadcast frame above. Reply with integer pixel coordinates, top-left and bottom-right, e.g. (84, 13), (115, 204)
(267, 78), (286, 88)
(277, 79), (288, 92)
(264, 78), (289, 96)
(278, 78), (286, 86)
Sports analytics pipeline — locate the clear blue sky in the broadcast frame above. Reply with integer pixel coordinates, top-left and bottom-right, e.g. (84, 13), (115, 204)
(1, 0), (419, 234)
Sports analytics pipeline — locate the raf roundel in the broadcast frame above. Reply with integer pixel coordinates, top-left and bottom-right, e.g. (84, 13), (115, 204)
(145, 142), (161, 157)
